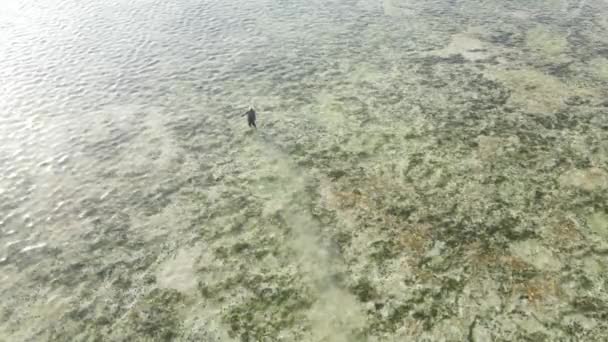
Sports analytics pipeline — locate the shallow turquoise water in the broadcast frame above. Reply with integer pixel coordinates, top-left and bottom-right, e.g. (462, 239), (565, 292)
(1, 0), (608, 340)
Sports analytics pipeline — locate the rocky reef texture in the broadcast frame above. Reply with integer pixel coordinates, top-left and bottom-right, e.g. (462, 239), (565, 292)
(1, 0), (608, 340)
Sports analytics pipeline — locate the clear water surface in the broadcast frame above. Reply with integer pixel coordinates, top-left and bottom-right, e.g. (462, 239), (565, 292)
(1, 0), (608, 340)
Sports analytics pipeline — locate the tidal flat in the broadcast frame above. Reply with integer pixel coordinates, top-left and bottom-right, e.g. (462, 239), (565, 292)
(1, 0), (607, 340)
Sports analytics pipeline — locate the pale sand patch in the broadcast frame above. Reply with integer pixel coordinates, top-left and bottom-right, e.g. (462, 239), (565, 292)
(526, 26), (568, 56)
(157, 245), (201, 294)
(284, 209), (368, 341)
(588, 212), (608, 238)
(559, 168), (608, 192)
(307, 287), (367, 342)
(432, 33), (489, 61)
(588, 57), (608, 80)
(510, 10), (533, 20)
(348, 62), (386, 84)
(509, 240), (561, 272)
(489, 68), (597, 113)
(476, 135), (520, 161)
(313, 92), (356, 134)
(382, 0), (415, 17)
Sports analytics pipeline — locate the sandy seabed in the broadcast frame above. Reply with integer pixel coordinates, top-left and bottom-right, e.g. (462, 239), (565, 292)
(1, 0), (608, 340)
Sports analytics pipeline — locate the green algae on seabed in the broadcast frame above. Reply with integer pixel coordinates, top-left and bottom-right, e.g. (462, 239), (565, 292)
(1, 0), (608, 341)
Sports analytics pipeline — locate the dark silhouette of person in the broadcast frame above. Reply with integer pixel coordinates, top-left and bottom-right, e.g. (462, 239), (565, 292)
(243, 107), (257, 128)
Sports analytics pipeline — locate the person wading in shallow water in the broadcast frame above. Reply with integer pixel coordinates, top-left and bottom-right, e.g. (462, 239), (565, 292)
(242, 106), (257, 128)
